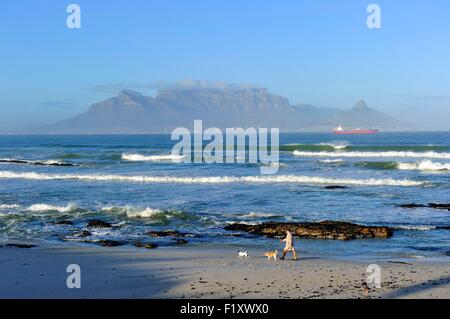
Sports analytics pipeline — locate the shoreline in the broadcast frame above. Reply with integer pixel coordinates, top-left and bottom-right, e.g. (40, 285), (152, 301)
(1, 242), (449, 299)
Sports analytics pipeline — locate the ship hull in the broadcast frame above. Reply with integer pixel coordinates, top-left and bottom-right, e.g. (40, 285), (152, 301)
(334, 129), (379, 135)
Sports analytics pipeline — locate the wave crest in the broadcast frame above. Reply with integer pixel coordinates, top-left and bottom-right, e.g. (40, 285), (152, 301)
(319, 159), (344, 164)
(0, 170), (424, 187)
(293, 150), (450, 159)
(394, 225), (437, 231)
(238, 212), (282, 219)
(100, 205), (191, 223)
(122, 153), (185, 162)
(356, 160), (450, 171)
(0, 204), (20, 209)
(26, 203), (77, 213)
(397, 160), (450, 171)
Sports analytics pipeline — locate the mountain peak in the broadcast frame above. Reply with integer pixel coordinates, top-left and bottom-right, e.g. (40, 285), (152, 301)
(119, 89), (143, 99)
(352, 100), (370, 110)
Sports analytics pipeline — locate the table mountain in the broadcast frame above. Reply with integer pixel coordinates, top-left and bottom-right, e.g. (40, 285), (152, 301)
(38, 87), (411, 133)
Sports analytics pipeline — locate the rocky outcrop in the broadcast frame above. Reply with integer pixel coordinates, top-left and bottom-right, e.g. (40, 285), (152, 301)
(398, 204), (426, 209)
(0, 159), (76, 167)
(86, 219), (113, 228)
(95, 240), (124, 247)
(399, 203), (450, 211)
(428, 203), (450, 210)
(4, 243), (36, 248)
(324, 185), (348, 189)
(147, 230), (196, 238)
(224, 221), (393, 240)
(134, 242), (158, 249)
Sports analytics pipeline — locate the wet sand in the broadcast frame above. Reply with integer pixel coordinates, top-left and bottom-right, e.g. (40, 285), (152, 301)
(0, 243), (448, 299)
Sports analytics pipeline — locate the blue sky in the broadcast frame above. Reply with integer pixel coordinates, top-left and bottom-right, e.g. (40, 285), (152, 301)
(0, 0), (449, 131)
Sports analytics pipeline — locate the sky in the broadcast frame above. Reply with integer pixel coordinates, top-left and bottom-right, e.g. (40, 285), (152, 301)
(0, 0), (449, 131)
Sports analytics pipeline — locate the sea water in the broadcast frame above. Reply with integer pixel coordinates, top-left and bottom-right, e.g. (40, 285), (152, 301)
(0, 132), (448, 260)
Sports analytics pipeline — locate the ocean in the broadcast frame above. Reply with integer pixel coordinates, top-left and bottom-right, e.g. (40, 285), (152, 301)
(0, 132), (449, 260)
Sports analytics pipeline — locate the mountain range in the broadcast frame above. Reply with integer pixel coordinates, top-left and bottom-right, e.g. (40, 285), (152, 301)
(38, 87), (412, 134)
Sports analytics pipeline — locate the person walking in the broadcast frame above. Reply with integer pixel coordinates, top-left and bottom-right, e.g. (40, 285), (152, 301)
(280, 230), (297, 260)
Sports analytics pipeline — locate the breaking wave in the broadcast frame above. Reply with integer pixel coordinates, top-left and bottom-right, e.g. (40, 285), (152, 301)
(100, 205), (193, 223)
(238, 212), (282, 219)
(281, 144), (347, 152)
(393, 225), (437, 231)
(26, 203), (77, 213)
(397, 160), (450, 171)
(318, 142), (348, 150)
(0, 204), (20, 209)
(356, 160), (450, 171)
(319, 159), (344, 164)
(101, 206), (163, 218)
(0, 170), (424, 186)
(282, 144), (450, 152)
(293, 150), (450, 159)
(122, 153), (185, 162)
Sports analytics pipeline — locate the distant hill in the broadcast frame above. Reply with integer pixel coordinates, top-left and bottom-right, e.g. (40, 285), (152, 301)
(37, 88), (412, 134)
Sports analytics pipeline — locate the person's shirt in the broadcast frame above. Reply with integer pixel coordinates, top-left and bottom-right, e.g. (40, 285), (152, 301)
(283, 231), (293, 248)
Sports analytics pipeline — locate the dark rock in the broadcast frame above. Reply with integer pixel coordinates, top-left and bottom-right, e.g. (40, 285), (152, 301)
(387, 261), (412, 265)
(5, 243), (36, 248)
(86, 219), (112, 228)
(398, 204), (427, 209)
(437, 226), (450, 230)
(398, 203), (450, 211)
(224, 221), (393, 240)
(324, 185), (348, 189)
(33, 161), (76, 167)
(134, 242), (158, 249)
(428, 203), (450, 211)
(96, 240), (124, 247)
(51, 220), (74, 225)
(147, 230), (187, 237)
(174, 239), (188, 245)
(0, 159), (28, 164)
(0, 159), (76, 167)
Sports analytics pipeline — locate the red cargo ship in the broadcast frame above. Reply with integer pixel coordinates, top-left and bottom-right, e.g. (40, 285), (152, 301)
(333, 125), (379, 135)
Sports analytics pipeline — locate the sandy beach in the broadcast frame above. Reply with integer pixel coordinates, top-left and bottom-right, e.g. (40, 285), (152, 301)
(0, 243), (448, 299)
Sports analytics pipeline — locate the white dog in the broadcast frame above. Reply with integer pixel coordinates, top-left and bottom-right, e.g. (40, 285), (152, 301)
(237, 251), (249, 258)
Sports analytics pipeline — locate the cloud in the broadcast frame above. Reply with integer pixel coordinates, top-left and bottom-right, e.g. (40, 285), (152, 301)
(156, 79), (262, 91)
(87, 83), (157, 94)
(87, 79), (262, 94)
